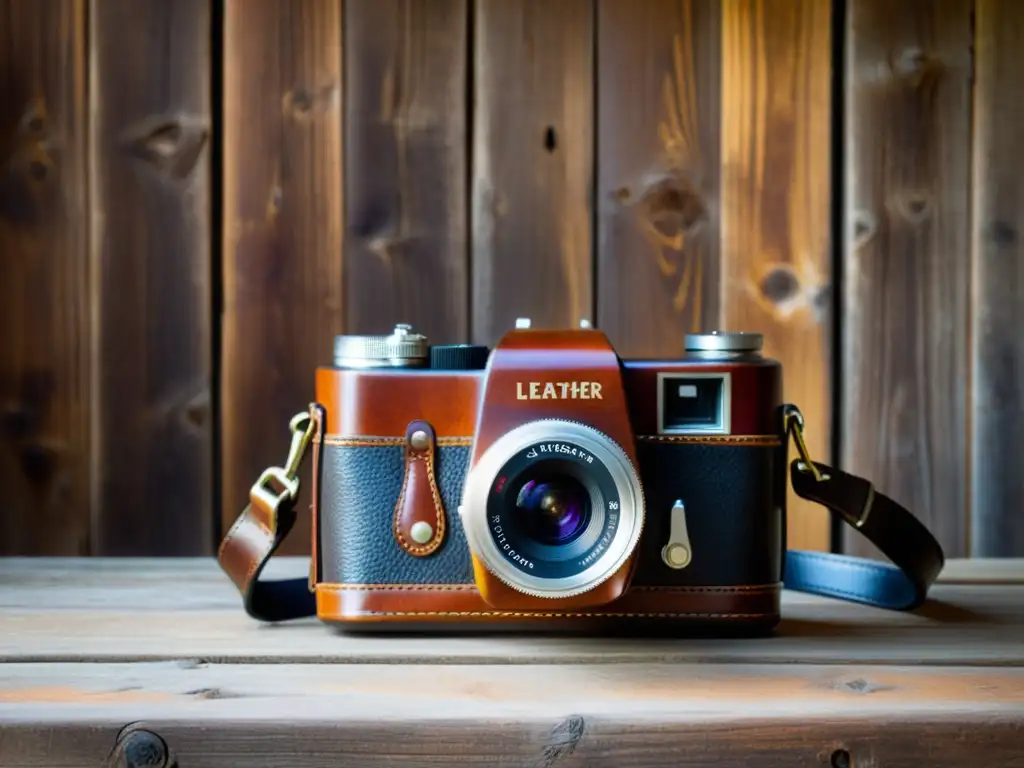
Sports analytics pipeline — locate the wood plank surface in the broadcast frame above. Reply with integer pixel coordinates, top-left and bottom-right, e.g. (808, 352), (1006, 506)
(1, 663), (1023, 767)
(2, 558), (1022, 666)
(0, 2), (89, 556)
(720, 0), (833, 552)
(596, 0), (722, 357)
(841, 0), (974, 560)
(89, 0), (213, 556)
(344, 0), (469, 341)
(472, 0), (593, 342)
(221, 0), (344, 555)
(970, 0), (1024, 556)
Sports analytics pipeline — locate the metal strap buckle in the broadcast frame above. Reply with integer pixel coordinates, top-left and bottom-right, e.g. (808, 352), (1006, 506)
(783, 405), (829, 483)
(784, 405), (873, 529)
(249, 407), (317, 532)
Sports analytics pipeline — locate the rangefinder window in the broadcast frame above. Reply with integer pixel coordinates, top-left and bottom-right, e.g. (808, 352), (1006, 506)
(657, 372), (731, 435)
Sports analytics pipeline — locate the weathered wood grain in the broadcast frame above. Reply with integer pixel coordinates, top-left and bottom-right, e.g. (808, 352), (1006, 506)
(596, 0), (722, 357)
(221, 0), (344, 555)
(1, 663), (1023, 766)
(721, 0), (833, 552)
(0, 2), (89, 555)
(1, 559), (1022, 666)
(970, 0), (1024, 557)
(472, 0), (593, 342)
(344, 0), (468, 341)
(842, 0), (974, 560)
(89, 0), (213, 556)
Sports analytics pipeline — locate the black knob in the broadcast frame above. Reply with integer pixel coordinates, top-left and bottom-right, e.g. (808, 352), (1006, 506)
(430, 344), (490, 370)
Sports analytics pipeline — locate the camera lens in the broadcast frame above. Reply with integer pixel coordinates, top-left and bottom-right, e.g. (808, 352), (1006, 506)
(515, 473), (591, 546)
(459, 419), (646, 600)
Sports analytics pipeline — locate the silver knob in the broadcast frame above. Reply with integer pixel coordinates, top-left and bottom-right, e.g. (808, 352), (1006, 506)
(333, 324), (430, 368)
(684, 331), (763, 354)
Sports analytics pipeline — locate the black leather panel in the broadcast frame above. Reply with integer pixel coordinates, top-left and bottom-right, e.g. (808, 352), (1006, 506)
(317, 440), (783, 587)
(631, 442), (784, 586)
(318, 444), (474, 584)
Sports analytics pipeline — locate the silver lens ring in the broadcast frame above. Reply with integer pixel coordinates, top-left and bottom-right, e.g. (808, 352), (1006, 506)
(460, 419), (646, 600)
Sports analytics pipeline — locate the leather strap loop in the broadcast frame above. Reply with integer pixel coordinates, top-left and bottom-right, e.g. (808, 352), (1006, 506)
(785, 459), (945, 610)
(216, 404), (325, 622)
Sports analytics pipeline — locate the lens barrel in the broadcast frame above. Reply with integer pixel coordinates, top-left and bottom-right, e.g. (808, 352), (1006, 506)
(460, 419), (645, 599)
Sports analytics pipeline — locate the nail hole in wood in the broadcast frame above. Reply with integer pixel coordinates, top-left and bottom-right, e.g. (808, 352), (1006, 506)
(831, 748), (851, 768)
(760, 266), (800, 305)
(544, 126), (557, 152)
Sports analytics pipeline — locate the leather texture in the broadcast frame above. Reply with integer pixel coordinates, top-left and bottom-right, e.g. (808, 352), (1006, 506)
(392, 420), (447, 557)
(319, 444), (474, 584)
(317, 439), (783, 589)
(631, 440), (784, 587)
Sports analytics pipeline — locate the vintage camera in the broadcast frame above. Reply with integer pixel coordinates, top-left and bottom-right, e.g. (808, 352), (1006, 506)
(306, 319), (787, 633)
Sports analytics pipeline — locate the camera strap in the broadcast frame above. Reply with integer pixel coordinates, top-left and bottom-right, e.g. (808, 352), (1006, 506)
(216, 402), (945, 623)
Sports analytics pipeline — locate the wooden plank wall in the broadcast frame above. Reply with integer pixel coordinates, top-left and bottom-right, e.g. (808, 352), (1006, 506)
(0, 0), (1022, 562)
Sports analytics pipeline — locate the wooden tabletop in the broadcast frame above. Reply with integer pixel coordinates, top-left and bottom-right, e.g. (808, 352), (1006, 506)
(1, 558), (1023, 767)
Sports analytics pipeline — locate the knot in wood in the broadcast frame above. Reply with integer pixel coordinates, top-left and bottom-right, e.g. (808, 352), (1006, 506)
(987, 220), (1017, 246)
(107, 727), (171, 768)
(122, 116), (208, 181)
(536, 715), (585, 767)
(637, 176), (707, 239)
(851, 210), (877, 249)
(889, 191), (933, 224)
(759, 265), (800, 305)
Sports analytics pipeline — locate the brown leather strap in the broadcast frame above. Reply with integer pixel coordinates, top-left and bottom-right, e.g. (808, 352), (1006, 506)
(216, 404), (323, 622)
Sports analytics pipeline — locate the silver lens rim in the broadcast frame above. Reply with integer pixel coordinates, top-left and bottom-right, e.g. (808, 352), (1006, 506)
(460, 419), (646, 600)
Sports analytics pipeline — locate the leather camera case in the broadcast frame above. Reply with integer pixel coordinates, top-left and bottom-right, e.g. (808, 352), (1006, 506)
(309, 325), (785, 633)
(217, 324), (946, 635)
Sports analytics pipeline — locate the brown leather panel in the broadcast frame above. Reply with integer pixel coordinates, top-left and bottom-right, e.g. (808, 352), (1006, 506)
(217, 504), (274, 595)
(393, 420), (447, 557)
(315, 337), (783, 440)
(315, 367), (482, 438)
(316, 582), (781, 623)
(469, 328), (639, 468)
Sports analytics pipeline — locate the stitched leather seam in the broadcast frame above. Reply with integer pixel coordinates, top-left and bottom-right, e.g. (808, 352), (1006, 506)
(216, 508), (247, 561)
(322, 435), (779, 446)
(344, 610), (775, 618)
(790, 550), (900, 577)
(326, 436), (473, 447)
(320, 583), (780, 593)
(637, 435), (781, 445)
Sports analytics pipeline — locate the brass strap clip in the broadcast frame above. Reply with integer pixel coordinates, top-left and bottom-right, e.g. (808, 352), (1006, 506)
(249, 406), (318, 533)
(783, 404), (830, 483)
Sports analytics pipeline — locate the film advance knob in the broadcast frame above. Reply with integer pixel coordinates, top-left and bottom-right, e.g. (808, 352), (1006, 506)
(333, 323), (430, 368)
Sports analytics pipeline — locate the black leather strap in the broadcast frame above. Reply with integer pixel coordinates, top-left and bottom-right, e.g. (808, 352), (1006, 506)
(783, 458), (945, 610)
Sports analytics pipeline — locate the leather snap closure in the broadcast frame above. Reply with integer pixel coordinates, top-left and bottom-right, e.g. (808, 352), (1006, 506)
(410, 521), (434, 544)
